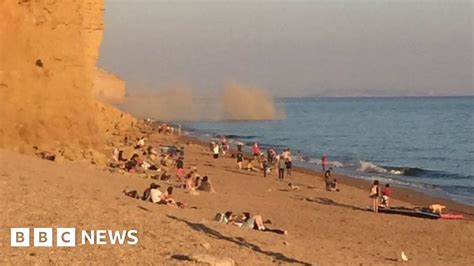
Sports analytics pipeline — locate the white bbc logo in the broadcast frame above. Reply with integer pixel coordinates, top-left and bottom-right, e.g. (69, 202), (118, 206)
(10, 228), (138, 247)
(11, 228), (76, 247)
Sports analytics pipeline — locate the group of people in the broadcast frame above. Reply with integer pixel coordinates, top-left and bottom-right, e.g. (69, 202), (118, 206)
(370, 180), (392, 212)
(178, 166), (216, 193)
(210, 136), (231, 159)
(112, 129), (219, 209)
(228, 142), (294, 181)
(123, 183), (184, 208)
(157, 123), (182, 136)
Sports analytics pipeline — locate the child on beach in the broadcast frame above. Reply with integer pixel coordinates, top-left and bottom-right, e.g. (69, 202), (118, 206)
(330, 179), (340, 192)
(381, 183), (391, 207)
(370, 180), (381, 213)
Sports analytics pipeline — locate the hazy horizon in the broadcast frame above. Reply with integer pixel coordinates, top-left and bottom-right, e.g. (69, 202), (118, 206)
(98, 0), (473, 97)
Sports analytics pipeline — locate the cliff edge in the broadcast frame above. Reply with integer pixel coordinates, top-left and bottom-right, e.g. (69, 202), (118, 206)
(0, 0), (134, 154)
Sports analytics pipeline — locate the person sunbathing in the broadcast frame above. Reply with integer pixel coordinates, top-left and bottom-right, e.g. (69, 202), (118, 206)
(245, 160), (257, 172)
(288, 183), (300, 191)
(223, 212), (287, 235)
(197, 176), (216, 193)
(122, 186), (140, 199)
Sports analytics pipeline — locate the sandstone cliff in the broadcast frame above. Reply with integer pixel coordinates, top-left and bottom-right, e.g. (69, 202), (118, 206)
(0, 0), (134, 154)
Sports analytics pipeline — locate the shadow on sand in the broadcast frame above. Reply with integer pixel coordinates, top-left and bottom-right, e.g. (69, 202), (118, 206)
(305, 197), (366, 211)
(167, 215), (312, 265)
(225, 168), (256, 176)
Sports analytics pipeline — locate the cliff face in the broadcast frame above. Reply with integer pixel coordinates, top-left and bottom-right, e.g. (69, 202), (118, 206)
(0, 0), (132, 152)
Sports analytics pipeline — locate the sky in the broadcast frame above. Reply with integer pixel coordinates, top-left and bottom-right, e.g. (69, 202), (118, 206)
(98, 0), (473, 97)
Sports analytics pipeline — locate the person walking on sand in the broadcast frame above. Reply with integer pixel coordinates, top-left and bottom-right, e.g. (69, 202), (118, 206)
(370, 180), (381, 213)
(263, 158), (270, 177)
(278, 157), (286, 180)
(252, 143), (261, 159)
(221, 136), (229, 156)
(236, 150), (244, 170)
(321, 154), (329, 172)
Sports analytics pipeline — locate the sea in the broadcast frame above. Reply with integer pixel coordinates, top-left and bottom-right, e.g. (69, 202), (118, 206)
(180, 96), (474, 206)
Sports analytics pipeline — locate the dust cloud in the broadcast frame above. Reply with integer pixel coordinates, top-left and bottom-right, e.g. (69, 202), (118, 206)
(116, 82), (285, 122)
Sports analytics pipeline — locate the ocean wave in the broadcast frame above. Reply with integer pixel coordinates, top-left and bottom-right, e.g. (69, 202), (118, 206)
(223, 134), (258, 140)
(306, 158), (344, 168)
(356, 161), (472, 180)
(357, 161), (388, 173)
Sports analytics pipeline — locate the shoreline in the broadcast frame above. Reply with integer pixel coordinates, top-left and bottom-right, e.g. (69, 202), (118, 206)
(178, 134), (474, 219)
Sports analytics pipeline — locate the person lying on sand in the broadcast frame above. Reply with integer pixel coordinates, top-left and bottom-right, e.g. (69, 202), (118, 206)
(219, 211), (287, 235)
(288, 183), (300, 191)
(246, 160), (258, 172)
(123, 186), (140, 199)
(197, 176), (216, 193)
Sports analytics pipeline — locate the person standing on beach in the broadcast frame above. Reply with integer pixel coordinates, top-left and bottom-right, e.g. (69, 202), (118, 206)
(278, 157), (286, 180)
(236, 150), (244, 169)
(221, 136), (229, 156)
(370, 180), (381, 213)
(176, 157), (185, 181)
(263, 158), (270, 177)
(212, 143), (220, 159)
(285, 149), (292, 176)
(321, 154), (329, 171)
(252, 143), (261, 159)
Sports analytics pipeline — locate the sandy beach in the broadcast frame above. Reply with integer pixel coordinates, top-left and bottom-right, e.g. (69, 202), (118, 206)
(1, 126), (473, 265)
(1, 0), (472, 264)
